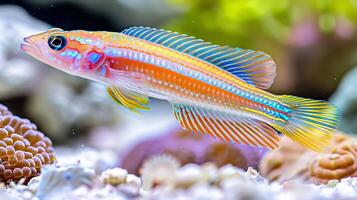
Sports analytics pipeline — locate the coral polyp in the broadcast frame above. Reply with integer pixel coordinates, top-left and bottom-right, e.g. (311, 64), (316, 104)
(0, 104), (55, 183)
(0, 105), (11, 116)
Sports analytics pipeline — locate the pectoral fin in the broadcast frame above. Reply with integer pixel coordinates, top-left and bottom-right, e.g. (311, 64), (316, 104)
(107, 86), (150, 113)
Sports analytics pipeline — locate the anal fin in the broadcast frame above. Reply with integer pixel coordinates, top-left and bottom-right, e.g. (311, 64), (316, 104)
(173, 104), (281, 149)
(107, 86), (150, 113)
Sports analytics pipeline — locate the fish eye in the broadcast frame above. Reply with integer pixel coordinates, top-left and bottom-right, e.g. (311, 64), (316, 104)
(48, 35), (67, 51)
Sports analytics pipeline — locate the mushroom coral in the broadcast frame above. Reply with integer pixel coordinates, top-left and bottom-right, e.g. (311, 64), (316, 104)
(259, 132), (357, 184)
(0, 104), (55, 183)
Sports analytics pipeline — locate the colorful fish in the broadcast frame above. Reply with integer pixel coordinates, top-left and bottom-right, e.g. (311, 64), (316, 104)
(21, 27), (339, 151)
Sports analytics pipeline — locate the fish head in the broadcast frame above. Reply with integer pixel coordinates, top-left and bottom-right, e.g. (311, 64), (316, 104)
(21, 28), (107, 77)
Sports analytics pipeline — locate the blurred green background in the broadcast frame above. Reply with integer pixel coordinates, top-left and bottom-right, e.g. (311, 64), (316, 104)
(166, 0), (357, 98)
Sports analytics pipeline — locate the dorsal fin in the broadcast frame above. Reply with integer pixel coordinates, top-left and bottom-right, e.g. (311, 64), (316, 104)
(122, 26), (276, 89)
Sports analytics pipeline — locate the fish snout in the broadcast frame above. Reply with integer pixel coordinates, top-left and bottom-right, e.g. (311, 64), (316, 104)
(20, 36), (42, 57)
(20, 37), (36, 52)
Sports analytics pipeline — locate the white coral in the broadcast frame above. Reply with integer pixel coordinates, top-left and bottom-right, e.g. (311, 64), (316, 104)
(140, 154), (180, 190)
(64, 185), (127, 200)
(3, 160), (357, 200)
(175, 164), (205, 188)
(125, 174), (142, 189)
(100, 168), (128, 186)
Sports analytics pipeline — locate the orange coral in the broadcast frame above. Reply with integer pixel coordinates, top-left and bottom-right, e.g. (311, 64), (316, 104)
(0, 104), (55, 183)
(259, 132), (357, 184)
(309, 138), (357, 183)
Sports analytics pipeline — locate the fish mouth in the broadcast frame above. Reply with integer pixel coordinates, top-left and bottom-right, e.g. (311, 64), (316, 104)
(20, 37), (32, 52)
(20, 37), (42, 57)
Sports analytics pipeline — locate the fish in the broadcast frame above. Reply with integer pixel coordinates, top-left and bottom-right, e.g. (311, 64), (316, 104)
(21, 27), (339, 152)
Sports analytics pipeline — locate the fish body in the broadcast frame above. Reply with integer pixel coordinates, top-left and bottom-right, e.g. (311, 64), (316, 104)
(21, 27), (339, 151)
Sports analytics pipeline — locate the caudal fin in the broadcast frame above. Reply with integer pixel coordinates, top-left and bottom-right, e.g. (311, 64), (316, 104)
(275, 95), (339, 152)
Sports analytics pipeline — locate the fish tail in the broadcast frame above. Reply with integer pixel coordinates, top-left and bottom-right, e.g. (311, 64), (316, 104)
(274, 95), (340, 152)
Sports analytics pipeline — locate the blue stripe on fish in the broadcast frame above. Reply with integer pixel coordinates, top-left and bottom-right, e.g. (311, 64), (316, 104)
(104, 47), (291, 120)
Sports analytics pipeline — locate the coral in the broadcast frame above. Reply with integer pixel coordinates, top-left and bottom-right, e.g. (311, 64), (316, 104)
(175, 164), (205, 188)
(119, 127), (267, 175)
(4, 161), (357, 200)
(0, 105), (11, 116)
(100, 167), (142, 197)
(140, 154), (180, 190)
(2, 165), (142, 200)
(309, 139), (357, 183)
(139, 152), (263, 191)
(65, 186), (128, 200)
(259, 136), (309, 182)
(100, 168), (128, 186)
(259, 132), (357, 184)
(204, 142), (248, 169)
(0, 104), (55, 183)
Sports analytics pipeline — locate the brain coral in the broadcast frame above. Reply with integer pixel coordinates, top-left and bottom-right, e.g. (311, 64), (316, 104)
(0, 104), (55, 183)
(259, 132), (357, 184)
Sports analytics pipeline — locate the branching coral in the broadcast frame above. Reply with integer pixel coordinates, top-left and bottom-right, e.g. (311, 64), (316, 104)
(0, 104), (55, 183)
(259, 132), (357, 184)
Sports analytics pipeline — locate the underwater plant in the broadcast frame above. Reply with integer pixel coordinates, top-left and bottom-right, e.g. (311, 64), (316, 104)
(0, 104), (55, 183)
